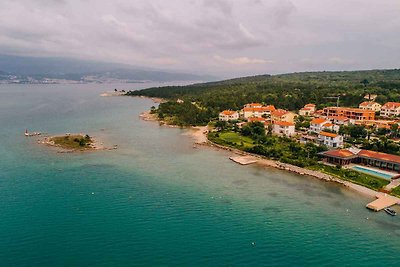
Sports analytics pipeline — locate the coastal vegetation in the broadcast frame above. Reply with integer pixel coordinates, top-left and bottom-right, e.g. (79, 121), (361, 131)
(208, 122), (390, 191)
(127, 69), (400, 126)
(49, 134), (94, 150)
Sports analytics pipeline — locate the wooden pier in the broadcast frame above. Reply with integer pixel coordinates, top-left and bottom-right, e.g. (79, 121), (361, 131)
(366, 194), (400, 211)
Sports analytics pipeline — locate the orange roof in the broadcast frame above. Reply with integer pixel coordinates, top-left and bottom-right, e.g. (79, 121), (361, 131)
(300, 107), (311, 111)
(305, 104), (316, 108)
(382, 102), (400, 109)
(274, 121), (294, 127)
(359, 150), (400, 164)
(319, 131), (338, 138)
(323, 123), (334, 127)
(322, 149), (356, 159)
(311, 118), (328, 124)
(221, 110), (236, 115)
(243, 105), (276, 112)
(245, 103), (263, 108)
(329, 116), (349, 121)
(272, 109), (289, 117)
(359, 101), (378, 107)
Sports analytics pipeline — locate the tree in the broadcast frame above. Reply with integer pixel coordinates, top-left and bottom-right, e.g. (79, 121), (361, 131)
(361, 79), (369, 88)
(215, 121), (228, 131)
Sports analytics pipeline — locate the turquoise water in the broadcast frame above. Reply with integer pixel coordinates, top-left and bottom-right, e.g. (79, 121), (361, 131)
(1, 84), (400, 266)
(352, 166), (394, 180)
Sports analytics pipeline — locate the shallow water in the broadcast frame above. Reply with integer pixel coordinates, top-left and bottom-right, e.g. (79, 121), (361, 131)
(0, 83), (399, 266)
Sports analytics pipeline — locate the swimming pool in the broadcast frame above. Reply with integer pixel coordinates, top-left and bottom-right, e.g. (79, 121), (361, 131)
(351, 166), (394, 180)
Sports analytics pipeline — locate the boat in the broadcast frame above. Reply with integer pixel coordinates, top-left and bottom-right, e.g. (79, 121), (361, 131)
(384, 208), (397, 216)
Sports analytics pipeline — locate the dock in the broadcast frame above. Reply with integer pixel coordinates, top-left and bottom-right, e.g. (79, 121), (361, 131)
(366, 194), (400, 211)
(229, 156), (258, 165)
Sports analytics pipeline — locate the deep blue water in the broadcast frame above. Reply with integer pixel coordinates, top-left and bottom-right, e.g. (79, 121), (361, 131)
(0, 84), (399, 266)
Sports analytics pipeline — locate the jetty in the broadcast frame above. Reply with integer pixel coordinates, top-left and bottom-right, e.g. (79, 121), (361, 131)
(229, 156), (258, 165)
(366, 194), (400, 211)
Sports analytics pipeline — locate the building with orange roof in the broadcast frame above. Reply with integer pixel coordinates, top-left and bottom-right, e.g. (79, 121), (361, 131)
(318, 131), (343, 148)
(321, 122), (340, 133)
(271, 109), (296, 123)
(359, 101), (381, 112)
(243, 104), (276, 119)
(323, 107), (375, 121)
(381, 102), (400, 117)
(273, 121), (295, 136)
(219, 110), (239, 121)
(320, 148), (400, 172)
(299, 103), (317, 116)
(248, 117), (267, 123)
(310, 118), (330, 133)
(328, 116), (350, 125)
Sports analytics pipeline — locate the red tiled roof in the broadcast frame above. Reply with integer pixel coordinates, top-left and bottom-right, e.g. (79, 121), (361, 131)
(248, 117), (266, 122)
(323, 123), (334, 127)
(322, 149), (356, 159)
(221, 110), (236, 115)
(243, 105), (276, 112)
(272, 109), (289, 117)
(329, 116), (349, 121)
(319, 131), (338, 138)
(382, 102), (400, 109)
(274, 121), (294, 127)
(311, 118), (328, 124)
(359, 101), (379, 107)
(358, 150), (400, 164)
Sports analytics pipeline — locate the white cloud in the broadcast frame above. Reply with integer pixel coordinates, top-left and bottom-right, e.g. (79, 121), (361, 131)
(0, 0), (399, 76)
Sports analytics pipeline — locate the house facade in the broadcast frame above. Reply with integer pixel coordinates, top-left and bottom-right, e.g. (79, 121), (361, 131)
(381, 102), (400, 117)
(318, 131), (344, 148)
(359, 101), (381, 112)
(273, 121), (295, 136)
(299, 104), (316, 116)
(323, 107), (375, 121)
(243, 104), (276, 119)
(271, 109), (296, 123)
(219, 110), (239, 121)
(310, 118), (330, 133)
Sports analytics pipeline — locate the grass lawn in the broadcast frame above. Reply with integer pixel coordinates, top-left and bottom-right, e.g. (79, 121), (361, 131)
(308, 164), (390, 190)
(208, 131), (254, 149)
(50, 134), (93, 150)
(391, 186), (400, 198)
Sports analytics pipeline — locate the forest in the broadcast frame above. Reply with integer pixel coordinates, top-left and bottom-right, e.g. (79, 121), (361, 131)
(127, 69), (400, 126)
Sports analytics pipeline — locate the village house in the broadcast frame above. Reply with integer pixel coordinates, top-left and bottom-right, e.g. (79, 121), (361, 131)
(323, 107), (375, 121)
(328, 116), (350, 125)
(299, 104), (316, 116)
(219, 110), (239, 121)
(243, 104), (276, 119)
(320, 148), (400, 173)
(272, 121), (296, 136)
(318, 131), (344, 148)
(271, 109), (296, 123)
(321, 122), (340, 133)
(381, 102), (400, 118)
(309, 118), (330, 133)
(359, 101), (382, 112)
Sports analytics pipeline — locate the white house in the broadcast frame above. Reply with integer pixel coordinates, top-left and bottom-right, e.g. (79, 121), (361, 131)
(219, 110), (239, 121)
(299, 104), (316, 116)
(359, 101), (381, 112)
(273, 121), (296, 136)
(309, 118), (330, 133)
(322, 122), (340, 133)
(318, 131), (344, 148)
(381, 102), (400, 117)
(328, 116), (350, 126)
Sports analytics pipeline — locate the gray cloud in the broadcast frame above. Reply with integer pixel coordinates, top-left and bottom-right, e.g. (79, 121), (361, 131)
(0, 0), (399, 77)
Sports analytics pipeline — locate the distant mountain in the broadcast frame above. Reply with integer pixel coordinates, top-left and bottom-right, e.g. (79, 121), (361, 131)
(0, 54), (216, 83)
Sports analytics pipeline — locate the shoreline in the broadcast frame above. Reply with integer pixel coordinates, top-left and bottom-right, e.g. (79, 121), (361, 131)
(138, 111), (398, 201)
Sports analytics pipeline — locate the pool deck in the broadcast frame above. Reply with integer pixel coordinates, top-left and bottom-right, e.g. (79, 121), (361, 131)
(366, 194), (400, 211)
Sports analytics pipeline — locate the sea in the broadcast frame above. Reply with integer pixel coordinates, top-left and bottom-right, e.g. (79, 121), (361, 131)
(0, 83), (399, 266)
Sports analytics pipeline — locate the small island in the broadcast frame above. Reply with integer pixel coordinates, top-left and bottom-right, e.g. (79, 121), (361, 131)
(42, 134), (100, 152)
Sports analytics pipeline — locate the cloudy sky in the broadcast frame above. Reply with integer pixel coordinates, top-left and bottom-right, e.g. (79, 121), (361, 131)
(0, 0), (399, 77)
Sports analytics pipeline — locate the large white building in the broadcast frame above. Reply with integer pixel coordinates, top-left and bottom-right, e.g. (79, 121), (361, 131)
(318, 131), (344, 148)
(310, 118), (330, 133)
(359, 101), (381, 112)
(243, 103), (276, 119)
(381, 102), (400, 117)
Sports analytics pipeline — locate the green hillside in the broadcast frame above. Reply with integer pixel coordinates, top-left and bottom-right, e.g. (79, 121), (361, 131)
(127, 69), (400, 126)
